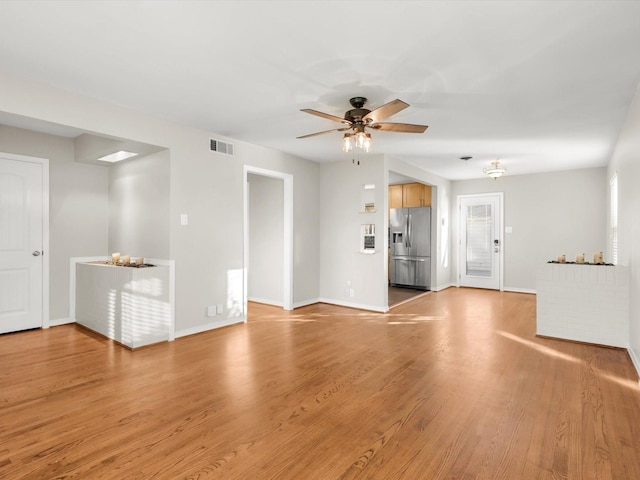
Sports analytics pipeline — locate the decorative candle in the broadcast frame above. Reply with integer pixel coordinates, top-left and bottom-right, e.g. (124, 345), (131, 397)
(560, 255), (566, 264)
(594, 252), (603, 264)
(121, 255), (131, 265)
(576, 254), (585, 264)
(135, 257), (144, 265)
(111, 252), (120, 264)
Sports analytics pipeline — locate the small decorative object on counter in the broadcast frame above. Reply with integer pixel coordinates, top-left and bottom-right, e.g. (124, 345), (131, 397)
(576, 253), (585, 264)
(559, 255), (566, 264)
(594, 251), (604, 264)
(101, 255), (152, 268)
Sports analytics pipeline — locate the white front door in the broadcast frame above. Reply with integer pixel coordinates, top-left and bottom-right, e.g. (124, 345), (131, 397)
(0, 156), (44, 334)
(458, 193), (503, 290)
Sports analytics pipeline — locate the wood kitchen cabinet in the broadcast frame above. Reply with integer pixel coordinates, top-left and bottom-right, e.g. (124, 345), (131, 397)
(389, 183), (432, 209)
(402, 183), (421, 206)
(389, 184), (403, 209)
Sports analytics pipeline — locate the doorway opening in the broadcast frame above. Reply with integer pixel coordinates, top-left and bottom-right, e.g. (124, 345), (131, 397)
(387, 172), (435, 308)
(242, 166), (293, 319)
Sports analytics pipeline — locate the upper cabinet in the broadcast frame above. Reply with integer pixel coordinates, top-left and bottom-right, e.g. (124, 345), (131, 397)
(389, 184), (404, 210)
(389, 182), (432, 209)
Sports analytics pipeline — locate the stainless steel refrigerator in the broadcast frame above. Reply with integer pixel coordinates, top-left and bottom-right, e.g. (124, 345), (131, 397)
(390, 206), (431, 290)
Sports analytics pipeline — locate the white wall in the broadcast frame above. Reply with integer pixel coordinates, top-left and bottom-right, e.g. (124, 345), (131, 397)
(248, 173), (283, 306)
(451, 167), (607, 292)
(0, 71), (320, 336)
(319, 156), (387, 311)
(0, 124), (108, 322)
(317, 156), (452, 311)
(108, 149), (170, 258)
(608, 82), (640, 375)
(243, 150), (320, 309)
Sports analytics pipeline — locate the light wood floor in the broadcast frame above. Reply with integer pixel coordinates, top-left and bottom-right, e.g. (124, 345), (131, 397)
(388, 285), (429, 307)
(1, 288), (639, 479)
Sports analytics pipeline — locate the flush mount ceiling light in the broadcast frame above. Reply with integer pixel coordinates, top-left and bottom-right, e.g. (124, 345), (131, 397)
(98, 150), (138, 163)
(298, 97), (428, 153)
(483, 159), (507, 179)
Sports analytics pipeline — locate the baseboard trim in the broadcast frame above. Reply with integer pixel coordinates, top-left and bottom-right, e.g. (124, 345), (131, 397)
(629, 347), (640, 383)
(453, 285), (537, 294)
(293, 298), (321, 309)
(317, 297), (387, 313)
(248, 297), (283, 308)
(49, 317), (74, 327)
(175, 318), (244, 339)
(503, 287), (537, 294)
(431, 283), (454, 292)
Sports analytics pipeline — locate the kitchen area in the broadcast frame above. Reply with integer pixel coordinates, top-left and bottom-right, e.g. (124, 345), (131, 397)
(388, 178), (433, 307)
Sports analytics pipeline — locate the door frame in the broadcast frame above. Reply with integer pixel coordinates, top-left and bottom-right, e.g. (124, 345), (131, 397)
(0, 152), (50, 328)
(243, 165), (293, 315)
(457, 192), (504, 291)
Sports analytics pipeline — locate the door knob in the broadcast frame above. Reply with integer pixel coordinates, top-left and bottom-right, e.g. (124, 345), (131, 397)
(32, 251), (41, 256)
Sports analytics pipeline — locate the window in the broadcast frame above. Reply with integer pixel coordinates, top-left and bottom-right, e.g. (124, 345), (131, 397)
(466, 204), (492, 277)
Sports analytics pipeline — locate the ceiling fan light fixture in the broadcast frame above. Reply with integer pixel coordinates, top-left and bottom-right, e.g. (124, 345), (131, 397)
(343, 131), (372, 153)
(342, 133), (353, 152)
(355, 131), (371, 152)
(298, 97), (426, 154)
(483, 159), (507, 179)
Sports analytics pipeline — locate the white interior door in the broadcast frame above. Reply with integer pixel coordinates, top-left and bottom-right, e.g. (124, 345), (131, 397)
(458, 193), (503, 290)
(0, 157), (44, 334)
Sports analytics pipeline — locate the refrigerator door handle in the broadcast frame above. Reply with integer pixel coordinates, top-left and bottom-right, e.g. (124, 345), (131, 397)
(408, 214), (412, 248)
(404, 214), (409, 248)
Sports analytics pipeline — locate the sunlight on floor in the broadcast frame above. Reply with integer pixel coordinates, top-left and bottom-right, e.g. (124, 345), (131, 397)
(249, 308), (444, 325)
(376, 313), (444, 325)
(598, 371), (640, 391)
(497, 330), (640, 391)
(497, 330), (582, 364)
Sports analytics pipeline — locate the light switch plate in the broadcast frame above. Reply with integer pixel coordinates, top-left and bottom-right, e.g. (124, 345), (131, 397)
(505, 226), (513, 234)
(180, 214), (189, 226)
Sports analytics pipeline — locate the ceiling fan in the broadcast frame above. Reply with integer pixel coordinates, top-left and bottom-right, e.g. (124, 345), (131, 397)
(297, 97), (428, 152)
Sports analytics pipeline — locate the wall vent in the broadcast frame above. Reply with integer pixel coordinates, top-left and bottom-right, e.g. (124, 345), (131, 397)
(210, 138), (234, 156)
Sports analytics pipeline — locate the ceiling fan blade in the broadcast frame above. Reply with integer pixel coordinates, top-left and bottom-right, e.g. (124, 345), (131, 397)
(301, 108), (351, 125)
(362, 99), (409, 123)
(297, 127), (351, 139)
(369, 122), (428, 133)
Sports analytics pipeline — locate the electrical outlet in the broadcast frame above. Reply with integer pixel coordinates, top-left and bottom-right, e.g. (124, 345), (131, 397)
(207, 306), (216, 317)
(216, 304), (223, 315)
(349, 288), (355, 297)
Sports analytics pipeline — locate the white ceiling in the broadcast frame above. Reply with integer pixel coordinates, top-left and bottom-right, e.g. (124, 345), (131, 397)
(1, 1), (640, 180)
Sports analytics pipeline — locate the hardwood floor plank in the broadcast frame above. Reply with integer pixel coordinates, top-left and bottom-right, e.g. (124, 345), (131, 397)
(1, 288), (639, 479)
